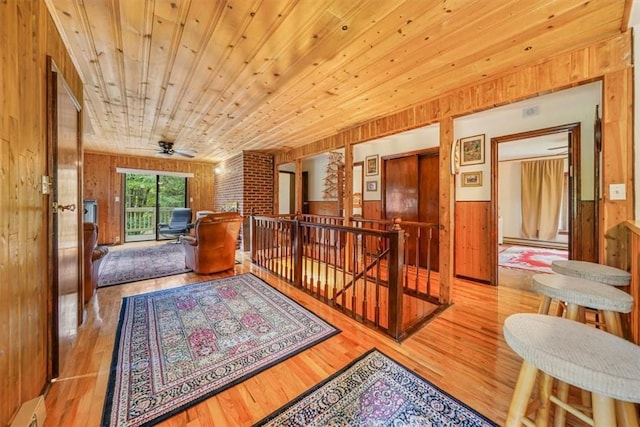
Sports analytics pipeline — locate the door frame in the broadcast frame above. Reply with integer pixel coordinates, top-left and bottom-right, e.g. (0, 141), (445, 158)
(490, 123), (581, 284)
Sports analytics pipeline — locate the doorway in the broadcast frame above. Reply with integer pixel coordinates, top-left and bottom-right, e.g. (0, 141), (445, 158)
(47, 58), (82, 379)
(124, 173), (188, 242)
(491, 123), (592, 285)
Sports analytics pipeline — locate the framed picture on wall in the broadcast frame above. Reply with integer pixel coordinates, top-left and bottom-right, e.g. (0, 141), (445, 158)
(461, 171), (483, 187)
(460, 134), (485, 165)
(366, 180), (377, 191)
(365, 155), (379, 176)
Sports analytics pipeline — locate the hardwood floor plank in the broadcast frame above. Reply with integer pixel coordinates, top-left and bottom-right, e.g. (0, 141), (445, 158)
(43, 258), (543, 426)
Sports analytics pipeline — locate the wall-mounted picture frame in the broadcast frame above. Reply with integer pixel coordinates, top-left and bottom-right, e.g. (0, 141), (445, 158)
(366, 180), (377, 191)
(353, 192), (362, 207)
(460, 134), (485, 165)
(461, 171), (483, 187)
(365, 154), (379, 176)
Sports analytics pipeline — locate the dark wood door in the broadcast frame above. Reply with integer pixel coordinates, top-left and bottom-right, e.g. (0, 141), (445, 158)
(419, 153), (439, 270)
(50, 65), (82, 378)
(385, 156), (419, 261)
(384, 153), (439, 270)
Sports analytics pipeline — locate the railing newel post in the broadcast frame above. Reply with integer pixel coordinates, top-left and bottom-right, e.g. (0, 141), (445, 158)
(388, 220), (404, 341)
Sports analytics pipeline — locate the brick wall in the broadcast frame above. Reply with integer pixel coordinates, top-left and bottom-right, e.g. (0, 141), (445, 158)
(243, 151), (273, 216)
(213, 151), (273, 249)
(214, 153), (243, 211)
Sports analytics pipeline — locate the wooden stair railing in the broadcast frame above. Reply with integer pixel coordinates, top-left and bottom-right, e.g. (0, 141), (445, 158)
(250, 214), (442, 341)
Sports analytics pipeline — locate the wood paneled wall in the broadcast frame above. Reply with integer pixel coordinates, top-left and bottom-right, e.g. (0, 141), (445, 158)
(83, 152), (215, 245)
(0, 1), (83, 424)
(275, 33), (634, 280)
(362, 200), (382, 220)
(454, 202), (492, 283)
(307, 201), (340, 216)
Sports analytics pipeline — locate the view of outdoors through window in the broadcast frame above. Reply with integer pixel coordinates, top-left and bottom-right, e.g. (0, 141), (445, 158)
(125, 174), (187, 242)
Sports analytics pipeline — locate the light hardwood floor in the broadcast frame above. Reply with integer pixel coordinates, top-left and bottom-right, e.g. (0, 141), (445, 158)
(44, 254), (542, 426)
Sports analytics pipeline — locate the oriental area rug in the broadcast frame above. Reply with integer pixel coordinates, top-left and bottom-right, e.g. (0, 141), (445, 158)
(255, 349), (497, 427)
(101, 274), (340, 427)
(498, 245), (568, 273)
(98, 243), (192, 287)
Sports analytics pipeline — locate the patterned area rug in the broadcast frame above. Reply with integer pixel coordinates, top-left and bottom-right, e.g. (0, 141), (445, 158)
(102, 274), (339, 427)
(256, 348), (496, 426)
(498, 245), (568, 273)
(98, 243), (191, 287)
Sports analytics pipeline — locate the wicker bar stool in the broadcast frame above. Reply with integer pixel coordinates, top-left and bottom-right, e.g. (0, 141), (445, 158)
(551, 260), (631, 287)
(532, 273), (632, 336)
(503, 313), (640, 427)
(531, 273), (636, 426)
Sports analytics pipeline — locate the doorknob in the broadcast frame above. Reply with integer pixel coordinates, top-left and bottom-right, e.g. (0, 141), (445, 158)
(52, 202), (76, 213)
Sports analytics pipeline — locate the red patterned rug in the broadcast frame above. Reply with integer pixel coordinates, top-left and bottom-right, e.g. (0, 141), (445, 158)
(101, 274), (339, 426)
(498, 246), (568, 273)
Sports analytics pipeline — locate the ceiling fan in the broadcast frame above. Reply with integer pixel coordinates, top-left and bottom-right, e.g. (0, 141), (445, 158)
(156, 141), (195, 158)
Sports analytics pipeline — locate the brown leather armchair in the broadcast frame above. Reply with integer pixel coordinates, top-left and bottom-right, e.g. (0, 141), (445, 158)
(181, 212), (242, 274)
(83, 222), (109, 303)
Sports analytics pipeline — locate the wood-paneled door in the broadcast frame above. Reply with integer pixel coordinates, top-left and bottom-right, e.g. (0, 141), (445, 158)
(48, 59), (83, 379)
(383, 149), (439, 270)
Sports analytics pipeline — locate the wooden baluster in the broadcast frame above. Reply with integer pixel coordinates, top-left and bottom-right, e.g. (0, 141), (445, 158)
(351, 231), (358, 318)
(415, 227), (421, 293)
(362, 230), (368, 322)
(332, 230), (339, 305)
(426, 226), (432, 297)
(375, 245), (381, 327)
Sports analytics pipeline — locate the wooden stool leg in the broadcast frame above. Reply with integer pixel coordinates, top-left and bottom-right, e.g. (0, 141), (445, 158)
(553, 302), (580, 426)
(554, 380), (570, 427)
(592, 393), (617, 427)
(615, 401), (640, 427)
(597, 312), (638, 427)
(538, 295), (552, 315)
(565, 303), (579, 321)
(535, 372), (553, 427)
(506, 361), (539, 427)
(602, 311), (623, 337)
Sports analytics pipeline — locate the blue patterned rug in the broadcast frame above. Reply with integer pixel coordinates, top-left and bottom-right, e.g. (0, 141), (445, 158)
(98, 243), (192, 287)
(101, 274), (340, 426)
(255, 348), (497, 426)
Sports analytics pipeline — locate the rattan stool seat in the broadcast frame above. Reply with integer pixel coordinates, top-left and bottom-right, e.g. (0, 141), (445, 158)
(551, 260), (631, 286)
(532, 273), (633, 314)
(504, 313), (640, 403)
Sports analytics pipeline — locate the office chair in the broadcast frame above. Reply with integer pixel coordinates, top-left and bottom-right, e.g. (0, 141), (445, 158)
(158, 208), (192, 242)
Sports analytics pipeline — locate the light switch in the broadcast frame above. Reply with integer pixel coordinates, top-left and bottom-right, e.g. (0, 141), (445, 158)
(115, 195), (120, 202)
(609, 183), (626, 200)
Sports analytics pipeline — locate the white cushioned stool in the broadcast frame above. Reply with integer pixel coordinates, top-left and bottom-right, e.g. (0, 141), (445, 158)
(551, 260), (631, 287)
(532, 273), (632, 335)
(532, 273), (636, 425)
(503, 313), (640, 427)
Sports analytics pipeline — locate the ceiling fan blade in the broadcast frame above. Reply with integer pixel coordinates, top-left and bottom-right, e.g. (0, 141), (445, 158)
(547, 145), (567, 150)
(174, 150), (195, 158)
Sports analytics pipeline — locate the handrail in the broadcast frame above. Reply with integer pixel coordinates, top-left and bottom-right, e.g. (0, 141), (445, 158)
(250, 214), (443, 341)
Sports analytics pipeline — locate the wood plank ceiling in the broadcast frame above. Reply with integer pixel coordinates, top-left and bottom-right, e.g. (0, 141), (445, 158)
(45, 0), (630, 163)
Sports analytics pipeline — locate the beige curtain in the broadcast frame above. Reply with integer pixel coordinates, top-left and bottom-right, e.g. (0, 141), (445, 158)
(521, 159), (564, 241)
